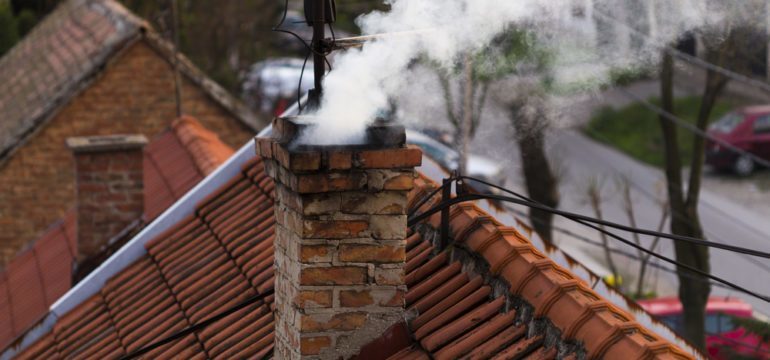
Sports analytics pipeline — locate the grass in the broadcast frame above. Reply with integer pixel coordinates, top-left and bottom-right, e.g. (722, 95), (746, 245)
(584, 96), (736, 168)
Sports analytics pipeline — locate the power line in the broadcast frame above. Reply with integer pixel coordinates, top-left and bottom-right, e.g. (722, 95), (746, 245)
(614, 86), (770, 169)
(590, 8), (770, 168)
(409, 176), (770, 303)
(591, 8), (770, 97)
(473, 181), (770, 259)
(582, 123), (770, 275)
(504, 203), (739, 292)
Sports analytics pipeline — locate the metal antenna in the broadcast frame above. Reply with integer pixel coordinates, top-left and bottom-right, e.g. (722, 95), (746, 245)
(306, 0), (335, 110)
(170, 0), (183, 117)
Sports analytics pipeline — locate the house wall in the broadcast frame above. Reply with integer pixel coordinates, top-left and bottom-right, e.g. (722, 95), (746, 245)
(0, 40), (254, 265)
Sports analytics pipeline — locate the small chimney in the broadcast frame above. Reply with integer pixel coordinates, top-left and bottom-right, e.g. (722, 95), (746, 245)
(257, 117), (421, 359)
(66, 134), (147, 266)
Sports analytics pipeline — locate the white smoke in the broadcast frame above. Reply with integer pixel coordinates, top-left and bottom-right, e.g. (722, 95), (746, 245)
(299, 0), (766, 144)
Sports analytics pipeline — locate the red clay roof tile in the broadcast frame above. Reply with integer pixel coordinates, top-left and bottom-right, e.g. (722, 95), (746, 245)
(9, 158), (695, 359)
(0, 117), (233, 351)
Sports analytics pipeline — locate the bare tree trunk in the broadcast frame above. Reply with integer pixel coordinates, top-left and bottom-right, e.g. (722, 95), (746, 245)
(588, 181), (619, 280)
(658, 49), (728, 349)
(510, 104), (559, 245)
(621, 179), (668, 298)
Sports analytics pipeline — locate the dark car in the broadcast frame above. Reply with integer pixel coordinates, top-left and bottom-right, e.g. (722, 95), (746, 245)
(706, 105), (770, 175)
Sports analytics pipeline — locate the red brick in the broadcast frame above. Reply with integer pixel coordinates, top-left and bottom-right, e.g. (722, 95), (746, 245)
(299, 245), (332, 263)
(254, 137), (274, 158)
(296, 172), (367, 193)
(339, 290), (374, 307)
(303, 220), (368, 239)
(338, 244), (405, 263)
(328, 151), (352, 170)
(289, 152), (322, 172)
(300, 336), (332, 355)
(294, 290), (332, 308)
(300, 266), (367, 285)
(301, 312), (367, 332)
(383, 173), (416, 190)
(356, 146), (422, 169)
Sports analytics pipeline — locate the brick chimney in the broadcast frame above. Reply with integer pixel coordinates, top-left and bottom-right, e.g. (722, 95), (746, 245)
(66, 134), (147, 265)
(256, 117), (421, 359)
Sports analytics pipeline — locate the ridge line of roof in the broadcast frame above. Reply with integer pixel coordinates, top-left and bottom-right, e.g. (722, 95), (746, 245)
(140, 31), (266, 132)
(171, 116), (236, 176)
(0, 0), (265, 166)
(0, 33), (144, 169)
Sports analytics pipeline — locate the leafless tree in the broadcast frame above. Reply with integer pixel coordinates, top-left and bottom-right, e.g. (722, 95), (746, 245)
(586, 179), (619, 281)
(658, 26), (755, 348)
(618, 178), (669, 298)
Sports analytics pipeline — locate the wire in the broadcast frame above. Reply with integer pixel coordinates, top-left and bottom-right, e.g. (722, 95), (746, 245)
(614, 86), (770, 169)
(581, 123), (770, 276)
(452, 177), (770, 259)
(298, 49), (311, 114)
(591, 9), (770, 97)
(409, 176), (770, 303)
(272, 0), (333, 112)
(118, 288), (274, 360)
(490, 175), (767, 295)
(407, 177), (454, 218)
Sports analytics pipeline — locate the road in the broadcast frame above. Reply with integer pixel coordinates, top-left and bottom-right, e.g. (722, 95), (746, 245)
(467, 89), (770, 317)
(397, 63), (770, 315)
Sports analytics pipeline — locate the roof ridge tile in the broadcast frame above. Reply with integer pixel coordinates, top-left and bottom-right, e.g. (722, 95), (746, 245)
(171, 116), (235, 176)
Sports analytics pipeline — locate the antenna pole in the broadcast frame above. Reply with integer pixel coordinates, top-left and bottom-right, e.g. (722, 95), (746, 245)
(309, 0), (326, 109)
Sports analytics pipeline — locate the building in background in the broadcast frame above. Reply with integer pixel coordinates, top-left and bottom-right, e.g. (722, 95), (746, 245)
(0, 0), (267, 265)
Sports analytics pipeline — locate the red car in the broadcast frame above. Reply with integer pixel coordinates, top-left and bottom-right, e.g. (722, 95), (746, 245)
(638, 297), (770, 359)
(706, 106), (770, 175)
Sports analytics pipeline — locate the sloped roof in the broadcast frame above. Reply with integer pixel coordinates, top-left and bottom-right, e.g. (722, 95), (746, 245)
(376, 176), (694, 359)
(6, 150), (696, 359)
(0, 0), (261, 163)
(0, 117), (233, 351)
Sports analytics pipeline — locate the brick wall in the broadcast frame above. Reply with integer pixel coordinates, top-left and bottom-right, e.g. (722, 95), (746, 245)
(68, 135), (146, 263)
(0, 41), (255, 265)
(256, 118), (422, 359)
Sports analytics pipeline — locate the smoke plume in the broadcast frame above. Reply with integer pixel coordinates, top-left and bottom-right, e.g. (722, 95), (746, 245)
(299, 0), (765, 144)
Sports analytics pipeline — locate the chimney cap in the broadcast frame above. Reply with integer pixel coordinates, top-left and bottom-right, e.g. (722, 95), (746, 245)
(66, 134), (148, 153)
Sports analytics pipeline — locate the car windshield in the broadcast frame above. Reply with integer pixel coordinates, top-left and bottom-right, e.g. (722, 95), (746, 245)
(705, 313), (737, 334)
(709, 112), (743, 133)
(407, 134), (458, 167)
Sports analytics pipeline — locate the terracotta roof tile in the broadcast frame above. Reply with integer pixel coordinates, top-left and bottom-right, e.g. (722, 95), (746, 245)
(0, 118), (233, 350)
(8, 158), (694, 359)
(172, 116), (235, 176)
(0, 0), (146, 158)
(6, 251), (48, 336)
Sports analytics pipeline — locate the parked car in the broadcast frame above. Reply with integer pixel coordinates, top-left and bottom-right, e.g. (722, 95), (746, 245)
(638, 296), (770, 359)
(241, 58), (314, 117)
(706, 105), (770, 175)
(405, 130), (506, 193)
(255, 125), (506, 192)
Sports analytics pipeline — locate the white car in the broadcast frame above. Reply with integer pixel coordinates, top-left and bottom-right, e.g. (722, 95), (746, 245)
(241, 58), (314, 115)
(405, 130), (506, 192)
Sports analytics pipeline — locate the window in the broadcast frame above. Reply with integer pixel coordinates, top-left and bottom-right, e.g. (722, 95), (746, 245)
(709, 112), (743, 133)
(754, 115), (770, 134)
(705, 313), (737, 334)
(659, 315), (684, 333)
